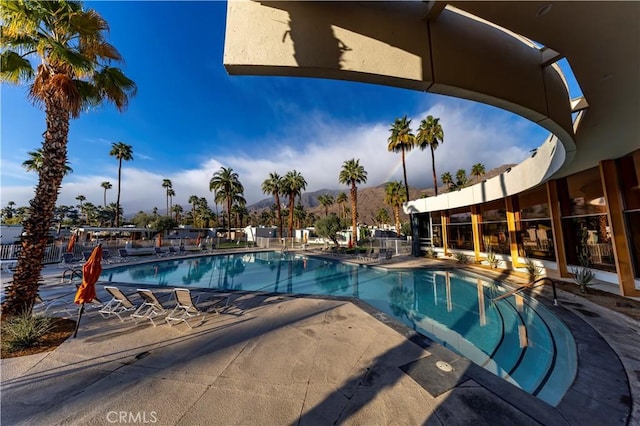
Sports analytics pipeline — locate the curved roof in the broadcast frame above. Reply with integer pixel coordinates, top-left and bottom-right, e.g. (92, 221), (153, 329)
(223, 1), (639, 210)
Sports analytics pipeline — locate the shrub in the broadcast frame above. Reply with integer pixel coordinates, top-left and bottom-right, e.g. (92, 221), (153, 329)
(453, 251), (469, 264)
(524, 258), (542, 281)
(571, 266), (596, 293)
(425, 248), (438, 259)
(486, 250), (500, 268)
(2, 311), (54, 353)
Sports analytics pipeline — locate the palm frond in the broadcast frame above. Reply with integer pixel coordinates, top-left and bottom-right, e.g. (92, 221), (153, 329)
(95, 66), (137, 111)
(0, 50), (34, 82)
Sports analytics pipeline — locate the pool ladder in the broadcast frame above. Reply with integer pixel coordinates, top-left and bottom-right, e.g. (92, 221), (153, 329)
(492, 277), (558, 306)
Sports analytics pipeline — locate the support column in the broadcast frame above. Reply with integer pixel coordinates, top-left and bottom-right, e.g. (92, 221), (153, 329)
(471, 205), (482, 263)
(442, 211), (450, 256)
(505, 195), (523, 267)
(600, 160), (640, 296)
(547, 180), (570, 277)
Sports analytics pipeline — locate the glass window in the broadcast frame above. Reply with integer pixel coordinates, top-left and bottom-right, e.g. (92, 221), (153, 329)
(432, 224), (443, 248)
(481, 222), (510, 254)
(567, 167), (606, 216)
(520, 219), (555, 260)
(446, 223), (473, 250)
(563, 215), (615, 272)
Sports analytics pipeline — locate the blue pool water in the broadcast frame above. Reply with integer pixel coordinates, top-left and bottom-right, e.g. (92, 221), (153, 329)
(102, 251), (577, 406)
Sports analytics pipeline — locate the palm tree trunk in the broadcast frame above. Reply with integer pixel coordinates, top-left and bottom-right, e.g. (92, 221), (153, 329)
(351, 183), (358, 243)
(115, 159), (122, 227)
(394, 204), (401, 237)
(2, 100), (69, 316)
(401, 147), (410, 201)
(226, 198), (232, 239)
(275, 193), (282, 239)
(288, 194), (295, 240)
(431, 145), (438, 196)
(103, 189), (107, 207)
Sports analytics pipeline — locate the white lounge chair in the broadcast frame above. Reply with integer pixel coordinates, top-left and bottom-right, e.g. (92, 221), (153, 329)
(131, 289), (170, 326)
(166, 288), (229, 328)
(99, 286), (138, 321)
(116, 248), (130, 262)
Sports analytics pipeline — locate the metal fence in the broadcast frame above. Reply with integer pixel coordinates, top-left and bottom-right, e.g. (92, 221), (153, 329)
(254, 237), (412, 255)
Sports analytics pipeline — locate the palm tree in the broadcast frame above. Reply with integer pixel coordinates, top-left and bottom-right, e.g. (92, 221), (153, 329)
(471, 163), (486, 183)
(375, 207), (391, 228)
(441, 172), (454, 192)
(188, 195), (199, 226)
(338, 159), (367, 243)
(416, 115), (444, 196)
(101, 181), (112, 207)
(171, 204), (183, 224)
(283, 170), (307, 240)
(209, 167), (244, 238)
(22, 149), (73, 175)
(1, 1), (135, 315)
(317, 194), (335, 216)
(384, 181), (407, 237)
(261, 172), (284, 238)
(388, 116), (415, 201)
(109, 142), (133, 227)
(167, 188), (175, 212)
(161, 179), (173, 216)
(75, 195), (86, 223)
(455, 169), (469, 189)
(336, 192), (348, 219)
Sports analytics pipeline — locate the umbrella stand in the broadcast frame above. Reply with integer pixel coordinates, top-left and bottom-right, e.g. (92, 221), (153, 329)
(73, 303), (86, 338)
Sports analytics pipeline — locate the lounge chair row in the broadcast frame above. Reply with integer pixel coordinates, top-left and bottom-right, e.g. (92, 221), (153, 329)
(154, 245), (191, 257)
(99, 286), (230, 328)
(34, 286), (229, 329)
(59, 248), (131, 268)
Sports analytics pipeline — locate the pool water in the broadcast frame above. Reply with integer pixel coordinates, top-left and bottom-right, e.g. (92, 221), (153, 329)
(103, 251), (577, 406)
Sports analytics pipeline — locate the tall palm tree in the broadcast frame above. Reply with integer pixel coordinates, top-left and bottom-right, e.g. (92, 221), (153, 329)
(387, 116), (415, 201)
(22, 149), (73, 175)
(209, 167), (244, 238)
(338, 159), (367, 243)
(441, 172), (454, 192)
(416, 115), (444, 196)
(171, 204), (183, 224)
(188, 195), (199, 226)
(317, 194), (335, 216)
(75, 195), (86, 223)
(261, 172), (284, 238)
(471, 163), (486, 183)
(336, 192), (348, 219)
(161, 179), (173, 216)
(1, 1), (135, 315)
(109, 142), (133, 227)
(384, 181), (407, 237)
(283, 170), (307, 239)
(101, 181), (112, 207)
(167, 188), (175, 212)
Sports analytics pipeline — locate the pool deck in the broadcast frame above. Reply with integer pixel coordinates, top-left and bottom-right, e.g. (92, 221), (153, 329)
(1, 250), (639, 425)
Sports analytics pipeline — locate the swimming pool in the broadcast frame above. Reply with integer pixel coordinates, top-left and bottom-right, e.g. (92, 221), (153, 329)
(103, 251), (577, 406)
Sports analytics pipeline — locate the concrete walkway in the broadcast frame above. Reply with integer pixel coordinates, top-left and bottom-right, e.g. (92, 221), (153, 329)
(1, 253), (639, 425)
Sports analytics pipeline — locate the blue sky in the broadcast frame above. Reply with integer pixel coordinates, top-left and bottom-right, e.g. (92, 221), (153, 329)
(1, 1), (552, 214)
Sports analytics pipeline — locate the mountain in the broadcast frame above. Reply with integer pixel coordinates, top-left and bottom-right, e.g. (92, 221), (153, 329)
(247, 164), (514, 225)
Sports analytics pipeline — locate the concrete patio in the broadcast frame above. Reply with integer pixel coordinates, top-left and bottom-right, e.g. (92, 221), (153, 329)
(1, 253), (638, 425)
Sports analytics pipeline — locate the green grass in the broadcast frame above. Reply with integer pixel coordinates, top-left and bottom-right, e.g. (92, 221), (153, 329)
(2, 311), (54, 353)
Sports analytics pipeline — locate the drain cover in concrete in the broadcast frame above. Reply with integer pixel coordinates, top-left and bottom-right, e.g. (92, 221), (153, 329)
(400, 356), (468, 397)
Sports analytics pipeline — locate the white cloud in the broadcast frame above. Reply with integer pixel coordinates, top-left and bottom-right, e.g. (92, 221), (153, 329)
(1, 99), (547, 214)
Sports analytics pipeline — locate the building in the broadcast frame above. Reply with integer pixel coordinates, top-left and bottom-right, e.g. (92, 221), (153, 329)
(223, 1), (639, 296)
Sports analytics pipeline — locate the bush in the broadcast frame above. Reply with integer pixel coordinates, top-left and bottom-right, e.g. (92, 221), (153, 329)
(424, 248), (438, 259)
(453, 251), (469, 264)
(2, 311), (54, 353)
(486, 250), (500, 268)
(571, 266), (596, 293)
(524, 258), (542, 281)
